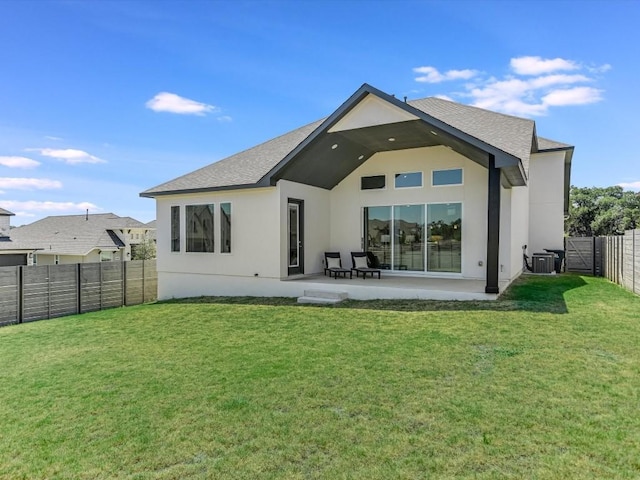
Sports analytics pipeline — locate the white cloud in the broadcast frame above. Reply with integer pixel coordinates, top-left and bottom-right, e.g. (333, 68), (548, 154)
(511, 56), (579, 75)
(413, 56), (608, 117)
(414, 66), (478, 83)
(146, 92), (217, 115)
(44, 136), (63, 141)
(618, 181), (640, 191)
(0, 200), (99, 213)
(217, 115), (233, 123)
(588, 63), (612, 74)
(0, 177), (63, 190)
(0, 156), (41, 169)
(542, 87), (603, 106)
(32, 148), (106, 164)
(529, 74), (590, 89)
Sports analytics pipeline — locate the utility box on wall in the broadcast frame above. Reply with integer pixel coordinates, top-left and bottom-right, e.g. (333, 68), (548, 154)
(532, 253), (555, 274)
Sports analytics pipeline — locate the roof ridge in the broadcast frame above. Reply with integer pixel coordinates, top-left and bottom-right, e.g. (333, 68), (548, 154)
(409, 96), (535, 124)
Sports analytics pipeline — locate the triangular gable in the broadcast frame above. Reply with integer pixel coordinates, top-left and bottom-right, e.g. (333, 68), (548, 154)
(266, 84), (527, 190)
(328, 93), (419, 133)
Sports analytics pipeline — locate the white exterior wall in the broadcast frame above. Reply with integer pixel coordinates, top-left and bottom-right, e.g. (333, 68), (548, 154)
(528, 151), (566, 254)
(155, 187), (282, 299)
(35, 253), (93, 265)
(0, 215), (10, 237)
(509, 185), (530, 279)
(330, 146), (488, 279)
(277, 180), (331, 276)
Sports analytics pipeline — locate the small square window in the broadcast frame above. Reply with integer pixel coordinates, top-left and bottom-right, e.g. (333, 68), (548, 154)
(395, 172), (422, 188)
(361, 175), (386, 190)
(432, 168), (463, 186)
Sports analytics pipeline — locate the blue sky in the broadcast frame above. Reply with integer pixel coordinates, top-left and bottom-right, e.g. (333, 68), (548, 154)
(1, 0), (638, 225)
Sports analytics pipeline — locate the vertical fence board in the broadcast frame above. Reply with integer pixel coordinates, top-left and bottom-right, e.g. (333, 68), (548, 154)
(0, 266), (19, 326)
(566, 237), (595, 274)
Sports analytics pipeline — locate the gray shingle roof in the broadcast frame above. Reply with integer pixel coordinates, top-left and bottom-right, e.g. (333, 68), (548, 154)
(142, 120), (324, 196)
(537, 136), (573, 151)
(0, 208), (15, 216)
(0, 237), (42, 252)
(141, 89), (568, 197)
(8, 213), (148, 256)
(408, 97), (535, 173)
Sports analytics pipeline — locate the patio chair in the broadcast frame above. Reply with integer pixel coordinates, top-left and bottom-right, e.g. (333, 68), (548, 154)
(324, 252), (352, 279)
(351, 251), (381, 279)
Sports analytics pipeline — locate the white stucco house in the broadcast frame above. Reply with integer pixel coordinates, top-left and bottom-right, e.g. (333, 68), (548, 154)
(141, 84), (573, 300)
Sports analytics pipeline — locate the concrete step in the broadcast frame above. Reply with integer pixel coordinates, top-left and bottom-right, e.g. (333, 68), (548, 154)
(297, 289), (349, 304)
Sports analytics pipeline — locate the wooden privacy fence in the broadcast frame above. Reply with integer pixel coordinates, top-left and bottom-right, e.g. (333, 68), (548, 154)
(566, 230), (639, 296)
(0, 260), (157, 327)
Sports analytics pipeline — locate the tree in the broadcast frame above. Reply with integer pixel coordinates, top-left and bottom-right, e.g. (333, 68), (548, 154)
(566, 186), (640, 236)
(131, 236), (156, 260)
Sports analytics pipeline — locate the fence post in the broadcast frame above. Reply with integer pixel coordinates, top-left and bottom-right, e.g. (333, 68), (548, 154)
(47, 265), (51, 319)
(99, 262), (103, 311)
(18, 266), (24, 324)
(123, 261), (127, 307)
(77, 263), (82, 314)
(142, 260), (146, 304)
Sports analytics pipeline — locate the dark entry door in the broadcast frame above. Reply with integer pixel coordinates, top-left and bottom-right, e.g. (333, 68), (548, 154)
(287, 198), (304, 275)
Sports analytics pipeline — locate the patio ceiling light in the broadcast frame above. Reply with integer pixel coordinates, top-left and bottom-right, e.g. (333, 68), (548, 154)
(331, 144), (338, 149)
(430, 130), (438, 136)
(388, 137), (396, 142)
(358, 155), (364, 160)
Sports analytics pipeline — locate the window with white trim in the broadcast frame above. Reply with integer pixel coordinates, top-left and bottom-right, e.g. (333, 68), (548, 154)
(186, 204), (215, 253)
(432, 168), (463, 186)
(395, 172), (422, 188)
(220, 203), (231, 253)
(361, 175), (386, 190)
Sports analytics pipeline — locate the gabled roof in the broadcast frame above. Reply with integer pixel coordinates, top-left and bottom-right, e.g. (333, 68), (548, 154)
(0, 208), (15, 216)
(141, 83), (571, 198)
(8, 213), (148, 256)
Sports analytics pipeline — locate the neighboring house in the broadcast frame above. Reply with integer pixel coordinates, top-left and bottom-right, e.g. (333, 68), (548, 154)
(8, 213), (155, 265)
(141, 83), (573, 300)
(0, 208), (41, 267)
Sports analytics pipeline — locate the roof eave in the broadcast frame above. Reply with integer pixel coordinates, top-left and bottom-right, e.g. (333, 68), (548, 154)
(140, 182), (272, 198)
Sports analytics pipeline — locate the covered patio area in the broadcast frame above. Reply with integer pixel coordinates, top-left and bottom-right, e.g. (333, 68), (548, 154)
(286, 273), (511, 301)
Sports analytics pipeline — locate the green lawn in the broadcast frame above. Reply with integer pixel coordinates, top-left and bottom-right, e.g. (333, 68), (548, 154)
(1, 274), (639, 479)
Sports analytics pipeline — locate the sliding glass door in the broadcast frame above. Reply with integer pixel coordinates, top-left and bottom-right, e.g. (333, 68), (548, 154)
(426, 203), (461, 273)
(364, 203), (461, 273)
(393, 205), (425, 271)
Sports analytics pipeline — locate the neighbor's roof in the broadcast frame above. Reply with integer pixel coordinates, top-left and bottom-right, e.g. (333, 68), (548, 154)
(0, 207), (15, 216)
(0, 237), (42, 252)
(8, 213), (148, 256)
(141, 85), (570, 197)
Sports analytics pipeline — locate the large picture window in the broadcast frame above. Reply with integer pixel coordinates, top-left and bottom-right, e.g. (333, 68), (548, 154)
(364, 202), (461, 273)
(186, 204), (215, 253)
(170, 206), (180, 252)
(220, 202), (231, 253)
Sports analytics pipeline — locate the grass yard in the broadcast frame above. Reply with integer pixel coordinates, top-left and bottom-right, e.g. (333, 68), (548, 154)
(1, 274), (639, 479)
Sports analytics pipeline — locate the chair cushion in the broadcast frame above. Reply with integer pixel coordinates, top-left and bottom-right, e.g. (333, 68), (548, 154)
(354, 256), (369, 269)
(327, 257), (341, 269)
